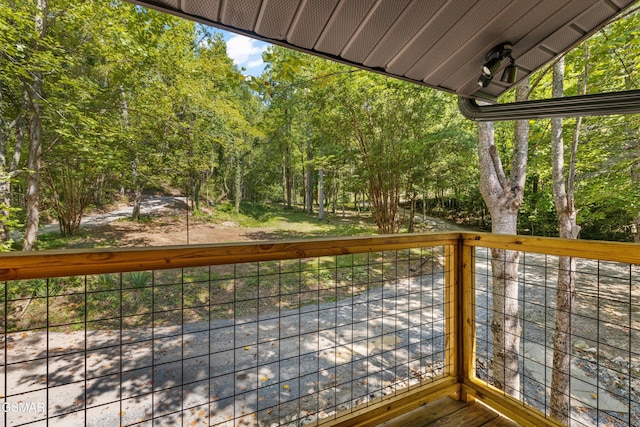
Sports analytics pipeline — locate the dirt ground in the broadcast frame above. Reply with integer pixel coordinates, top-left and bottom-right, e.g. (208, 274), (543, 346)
(73, 198), (463, 248)
(89, 216), (260, 247)
(80, 202), (342, 248)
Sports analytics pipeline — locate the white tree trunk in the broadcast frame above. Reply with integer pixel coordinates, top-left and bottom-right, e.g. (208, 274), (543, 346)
(549, 55), (582, 425)
(477, 79), (529, 398)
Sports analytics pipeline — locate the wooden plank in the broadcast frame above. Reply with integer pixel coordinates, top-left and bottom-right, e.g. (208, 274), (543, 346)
(321, 378), (460, 427)
(424, 401), (498, 426)
(462, 381), (564, 427)
(0, 232), (461, 281)
(376, 397), (470, 427)
(482, 416), (522, 427)
(462, 232), (640, 264)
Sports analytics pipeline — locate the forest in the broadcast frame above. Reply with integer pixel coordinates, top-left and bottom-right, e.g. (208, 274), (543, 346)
(1, 0), (639, 252)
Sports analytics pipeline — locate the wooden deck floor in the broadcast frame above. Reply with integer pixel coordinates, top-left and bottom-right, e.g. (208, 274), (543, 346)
(375, 397), (522, 427)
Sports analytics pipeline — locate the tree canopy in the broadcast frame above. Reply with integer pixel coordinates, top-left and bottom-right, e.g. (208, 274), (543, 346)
(0, 1), (639, 250)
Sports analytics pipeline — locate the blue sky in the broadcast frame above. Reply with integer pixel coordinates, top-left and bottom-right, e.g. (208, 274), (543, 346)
(219, 30), (271, 77)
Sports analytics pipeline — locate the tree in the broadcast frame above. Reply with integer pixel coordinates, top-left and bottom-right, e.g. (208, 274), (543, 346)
(22, 0), (48, 251)
(549, 50), (584, 423)
(477, 79), (529, 397)
(330, 72), (454, 233)
(0, 2), (31, 244)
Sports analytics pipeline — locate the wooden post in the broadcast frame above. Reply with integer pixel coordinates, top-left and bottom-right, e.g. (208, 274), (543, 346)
(461, 242), (476, 402)
(444, 243), (459, 399)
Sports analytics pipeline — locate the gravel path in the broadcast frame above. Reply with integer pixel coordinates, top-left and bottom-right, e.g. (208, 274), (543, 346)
(3, 274), (447, 427)
(473, 247), (639, 427)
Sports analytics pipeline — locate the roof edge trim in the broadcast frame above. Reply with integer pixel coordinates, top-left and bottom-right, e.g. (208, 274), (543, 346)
(458, 90), (640, 121)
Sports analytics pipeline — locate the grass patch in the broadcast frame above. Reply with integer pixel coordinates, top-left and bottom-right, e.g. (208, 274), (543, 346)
(194, 201), (378, 236)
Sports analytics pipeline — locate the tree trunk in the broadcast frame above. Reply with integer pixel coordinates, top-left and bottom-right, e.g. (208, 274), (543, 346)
(193, 172), (202, 211)
(292, 172), (297, 210)
(23, 103), (42, 251)
(285, 152), (292, 208)
(318, 169), (324, 220)
(332, 176), (338, 215)
(408, 194), (416, 233)
(305, 140), (313, 214)
(477, 79), (529, 398)
(281, 158), (287, 207)
(131, 157), (142, 221)
(234, 144), (242, 215)
(549, 54), (582, 424)
(0, 92), (26, 243)
(22, 0), (47, 251)
(423, 190), (427, 221)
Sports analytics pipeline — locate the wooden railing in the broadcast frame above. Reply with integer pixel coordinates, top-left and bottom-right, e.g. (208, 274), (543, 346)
(0, 233), (461, 280)
(1, 232), (638, 427)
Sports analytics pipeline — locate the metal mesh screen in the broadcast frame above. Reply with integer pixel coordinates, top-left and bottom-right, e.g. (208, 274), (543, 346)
(473, 247), (640, 427)
(2, 246), (451, 426)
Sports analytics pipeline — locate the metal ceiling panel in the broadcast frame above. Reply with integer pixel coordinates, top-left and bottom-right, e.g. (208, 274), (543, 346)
(315, 0), (377, 57)
(431, 0), (536, 85)
(254, 0), (300, 40)
(183, 0), (220, 21)
(220, 0), (261, 29)
(127, 0), (638, 100)
(404, 0), (529, 82)
(287, 0), (339, 50)
(340, 0), (411, 64)
(361, 0), (449, 70)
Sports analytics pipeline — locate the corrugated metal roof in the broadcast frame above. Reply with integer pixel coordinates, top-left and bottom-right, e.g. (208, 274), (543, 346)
(127, 0), (637, 100)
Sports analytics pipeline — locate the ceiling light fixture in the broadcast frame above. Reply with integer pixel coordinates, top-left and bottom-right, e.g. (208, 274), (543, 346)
(477, 42), (516, 88)
(501, 57), (518, 83)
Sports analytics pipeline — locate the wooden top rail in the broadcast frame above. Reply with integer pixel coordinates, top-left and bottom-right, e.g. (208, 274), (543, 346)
(3, 231), (640, 281)
(0, 233), (461, 281)
(463, 232), (640, 265)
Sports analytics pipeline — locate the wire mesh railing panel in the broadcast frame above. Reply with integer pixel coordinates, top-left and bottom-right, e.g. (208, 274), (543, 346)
(1, 245), (451, 426)
(472, 246), (640, 427)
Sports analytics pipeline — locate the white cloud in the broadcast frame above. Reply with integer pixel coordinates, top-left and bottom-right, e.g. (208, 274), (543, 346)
(225, 34), (267, 75)
(248, 58), (265, 68)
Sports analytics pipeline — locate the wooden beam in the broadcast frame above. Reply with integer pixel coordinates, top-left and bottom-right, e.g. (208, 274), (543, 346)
(0, 233), (461, 280)
(462, 232), (640, 264)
